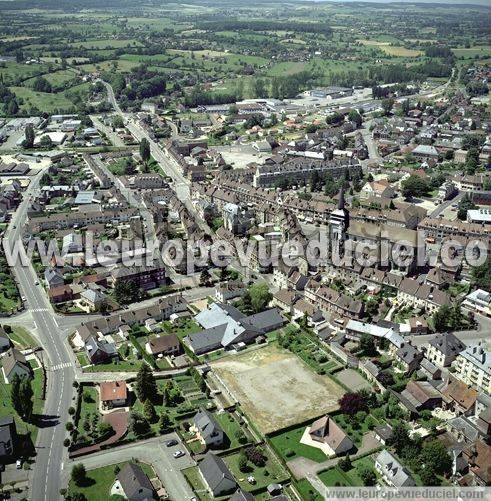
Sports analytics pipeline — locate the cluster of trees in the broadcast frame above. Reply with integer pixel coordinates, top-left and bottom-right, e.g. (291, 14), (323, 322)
(432, 303), (470, 332)
(184, 84), (238, 107)
(388, 423), (452, 485)
(0, 82), (19, 115)
(401, 175), (430, 200)
(238, 445), (267, 472)
(198, 20), (332, 36)
(236, 282), (272, 314)
(472, 257), (491, 292)
(457, 195), (477, 220)
(424, 45), (453, 58)
(114, 279), (146, 305)
(31, 76), (52, 93)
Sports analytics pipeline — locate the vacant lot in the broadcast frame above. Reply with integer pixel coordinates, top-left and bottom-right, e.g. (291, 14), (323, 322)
(212, 344), (344, 434)
(336, 368), (371, 392)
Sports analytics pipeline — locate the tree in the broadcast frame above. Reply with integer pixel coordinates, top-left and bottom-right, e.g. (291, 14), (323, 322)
(23, 124), (35, 148)
(158, 412), (171, 433)
(387, 422), (411, 456)
(11, 375), (33, 422)
(128, 411), (150, 437)
(472, 257), (491, 291)
(139, 138), (151, 165)
(199, 269), (212, 286)
(248, 282), (272, 313)
(40, 135), (53, 149)
(71, 464), (87, 487)
(358, 466), (376, 486)
(420, 440), (452, 476)
(338, 392), (367, 415)
(143, 399), (157, 423)
(135, 363), (157, 403)
(71, 493), (88, 501)
(382, 98), (394, 116)
(339, 454), (352, 471)
(348, 110), (362, 128)
(359, 332), (378, 356)
(238, 452), (249, 472)
(457, 195), (477, 221)
(401, 175), (429, 200)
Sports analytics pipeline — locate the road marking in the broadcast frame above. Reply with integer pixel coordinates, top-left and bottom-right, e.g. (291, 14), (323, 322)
(30, 308), (50, 312)
(51, 362), (72, 371)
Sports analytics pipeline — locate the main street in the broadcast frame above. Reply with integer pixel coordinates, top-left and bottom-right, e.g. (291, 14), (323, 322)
(4, 170), (75, 501)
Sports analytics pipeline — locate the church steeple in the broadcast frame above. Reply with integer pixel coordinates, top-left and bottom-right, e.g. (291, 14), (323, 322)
(337, 185), (345, 210)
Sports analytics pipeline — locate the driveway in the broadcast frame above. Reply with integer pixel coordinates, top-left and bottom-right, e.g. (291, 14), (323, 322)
(65, 433), (195, 500)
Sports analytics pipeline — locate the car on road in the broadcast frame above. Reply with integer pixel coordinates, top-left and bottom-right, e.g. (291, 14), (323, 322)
(172, 450), (185, 458)
(166, 439), (178, 447)
(35, 281), (39, 285)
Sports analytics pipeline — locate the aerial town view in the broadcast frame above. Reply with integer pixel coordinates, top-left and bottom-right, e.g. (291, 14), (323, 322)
(0, 0), (489, 500)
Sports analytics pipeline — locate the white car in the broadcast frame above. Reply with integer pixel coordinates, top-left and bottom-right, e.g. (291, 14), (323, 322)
(16, 459), (22, 469)
(173, 450), (185, 459)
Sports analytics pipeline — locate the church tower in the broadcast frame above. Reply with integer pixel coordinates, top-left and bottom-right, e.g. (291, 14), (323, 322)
(329, 186), (350, 258)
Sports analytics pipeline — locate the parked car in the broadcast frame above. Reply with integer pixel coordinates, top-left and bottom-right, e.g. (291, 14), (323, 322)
(166, 439), (178, 447)
(173, 450), (185, 458)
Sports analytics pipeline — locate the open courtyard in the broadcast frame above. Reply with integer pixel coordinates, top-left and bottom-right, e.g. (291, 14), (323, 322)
(211, 344), (345, 434)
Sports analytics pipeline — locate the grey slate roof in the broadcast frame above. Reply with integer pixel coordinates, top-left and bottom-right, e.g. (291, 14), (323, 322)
(376, 449), (415, 487)
(428, 332), (465, 357)
(230, 489), (256, 501)
(199, 452), (237, 496)
(193, 409), (223, 444)
(117, 462), (153, 499)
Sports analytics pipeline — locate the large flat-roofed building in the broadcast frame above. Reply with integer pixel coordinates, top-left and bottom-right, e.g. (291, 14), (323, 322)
(467, 208), (491, 224)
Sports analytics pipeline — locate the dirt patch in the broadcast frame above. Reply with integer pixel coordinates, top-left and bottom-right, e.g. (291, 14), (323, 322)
(212, 345), (344, 434)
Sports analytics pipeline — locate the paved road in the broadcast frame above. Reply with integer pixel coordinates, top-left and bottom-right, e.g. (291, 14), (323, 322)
(429, 191), (464, 218)
(4, 171), (75, 501)
(65, 433), (195, 500)
(90, 115), (126, 147)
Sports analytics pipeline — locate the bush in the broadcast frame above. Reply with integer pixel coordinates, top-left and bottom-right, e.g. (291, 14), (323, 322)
(284, 448), (295, 457)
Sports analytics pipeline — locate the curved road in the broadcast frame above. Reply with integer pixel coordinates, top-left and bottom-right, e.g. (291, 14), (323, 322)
(4, 171), (75, 501)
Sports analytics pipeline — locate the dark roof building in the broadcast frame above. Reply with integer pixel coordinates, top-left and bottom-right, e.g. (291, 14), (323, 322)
(198, 452), (237, 497)
(116, 462), (155, 501)
(0, 417), (16, 457)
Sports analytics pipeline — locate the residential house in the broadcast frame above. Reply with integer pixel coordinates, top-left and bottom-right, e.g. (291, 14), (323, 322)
(77, 289), (106, 313)
(0, 417), (16, 458)
(375, 450), (415, 487)
(360, 179), (395, 199)
(401, 380), (443, 411)
(145, 334), (182, 357)
(426, 332), (466, 368)
(463, 441), (491, 486)
(100, 381), (128, 409)
(215, 281), (246, 303)
(395, 342), (423, 374)
(230, 490), (256, 501)
(2, 348), (32, 383)
(44, 267), (64, 288)
(198, 452), (237, 497)
(462, 289), (491, 317)
(374, 424), (393, 446)
(419, 359), (442, 381)
(110, 265), (166, 291)
(192, 409), (224, 448)
(442, 376), (478, 416)
(308, 415), (354, 456)
(113, 462), (155, 501)
(85, 336), (118, 365)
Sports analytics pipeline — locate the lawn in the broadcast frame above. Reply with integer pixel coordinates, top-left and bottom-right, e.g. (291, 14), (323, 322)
(67, 461), (155, 501)
(0, 366), (44, 448)
(214, 411), (252, 449)
(75, 386), (100, 438)
(318, 457), (378, 487)
(270, 424), (328, 463)
(295, 479), (323, 501)
(162, 318), (201, 341)
(331, 413), (378, 447)
(183, 466), (218, 501)
(5, 326), (37, 349)
(223, 447), (290, 492)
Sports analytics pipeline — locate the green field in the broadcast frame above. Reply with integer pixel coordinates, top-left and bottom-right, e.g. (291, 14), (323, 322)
(318, 456), (378, 487)
(10, 86), (75, 112)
